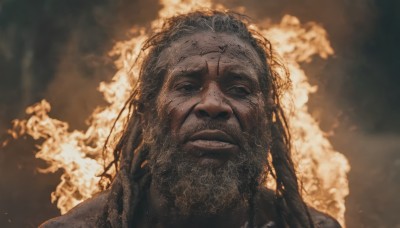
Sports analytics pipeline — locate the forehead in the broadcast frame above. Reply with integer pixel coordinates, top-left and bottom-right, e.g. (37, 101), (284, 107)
(159, 32), (264, 72)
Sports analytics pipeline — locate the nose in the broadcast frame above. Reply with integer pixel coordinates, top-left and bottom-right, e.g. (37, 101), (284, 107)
(194, 83), (233, 120)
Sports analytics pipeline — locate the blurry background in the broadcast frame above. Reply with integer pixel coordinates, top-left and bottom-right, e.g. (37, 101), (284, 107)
(0, 0), (399, 227)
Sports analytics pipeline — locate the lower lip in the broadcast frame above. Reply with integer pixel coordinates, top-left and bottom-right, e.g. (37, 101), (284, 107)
(189, 139), (236, 149)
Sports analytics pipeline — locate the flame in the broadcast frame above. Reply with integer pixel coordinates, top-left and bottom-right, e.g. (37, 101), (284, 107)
(6, 0), (349, 226)
(262, 15), (350, 225)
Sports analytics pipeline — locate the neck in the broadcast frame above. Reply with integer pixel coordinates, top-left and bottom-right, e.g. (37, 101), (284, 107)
(145, 181), (248, 228)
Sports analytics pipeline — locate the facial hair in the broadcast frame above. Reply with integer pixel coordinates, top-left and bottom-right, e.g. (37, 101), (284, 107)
(145, 119), (269, 217)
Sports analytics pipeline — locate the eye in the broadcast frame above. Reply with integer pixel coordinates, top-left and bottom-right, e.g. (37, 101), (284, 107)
(175, 82), (200, 93)
(227, 85), (251, 97)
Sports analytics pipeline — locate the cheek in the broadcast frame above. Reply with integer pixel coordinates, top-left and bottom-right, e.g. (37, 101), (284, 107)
(231, 97), (266, 132)
(158, 94), (198, 135)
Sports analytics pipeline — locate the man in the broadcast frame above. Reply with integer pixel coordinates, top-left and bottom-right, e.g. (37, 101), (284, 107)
(40, 10), (341, 228)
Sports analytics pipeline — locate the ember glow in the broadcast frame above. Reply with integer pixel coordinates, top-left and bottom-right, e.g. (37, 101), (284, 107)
(7, 0), (349, 226)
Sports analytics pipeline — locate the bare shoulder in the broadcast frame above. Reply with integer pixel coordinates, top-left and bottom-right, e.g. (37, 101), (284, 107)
(39, 190), (109, 228)
(256, 188), (341, 228)
(309, 207), (342, 228)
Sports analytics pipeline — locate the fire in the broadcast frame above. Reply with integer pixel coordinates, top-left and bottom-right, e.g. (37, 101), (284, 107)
(262, 15), (350, 225)
(6, 0), (349, 226)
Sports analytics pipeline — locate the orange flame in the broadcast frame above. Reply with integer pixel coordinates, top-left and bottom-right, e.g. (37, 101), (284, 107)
(263, 15), (349, 225)
(7, 0), (349, 226)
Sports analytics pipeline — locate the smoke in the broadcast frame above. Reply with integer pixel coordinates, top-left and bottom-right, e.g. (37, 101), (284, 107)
(1, 0), (399, 227)
(239, 1), (400, 227)
(227, 1), (400, 227)
(42, 0), (161, 130)
(332, 131), (400, 227)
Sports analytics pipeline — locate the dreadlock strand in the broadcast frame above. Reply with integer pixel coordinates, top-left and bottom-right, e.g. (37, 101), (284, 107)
(103, 174), (123, 228)
(247, 191), (256, 228)
(121, 117), (143, 172)
(102, 92), (137, 173)
(99, 115), (147, 228)
(124, 176), (138, 227)
(120, 169), (132, 228)
(125, 147), (151, 227)
(271, 121), (314, 228)
(98, 10), (316, 228)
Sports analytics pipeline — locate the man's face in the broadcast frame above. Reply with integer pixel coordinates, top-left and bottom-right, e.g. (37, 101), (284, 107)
(147, 31), (269, 216)
(157, 32), (266, 166)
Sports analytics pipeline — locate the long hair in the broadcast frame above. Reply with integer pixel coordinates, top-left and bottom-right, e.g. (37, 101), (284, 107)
(98, 10), (314, 228)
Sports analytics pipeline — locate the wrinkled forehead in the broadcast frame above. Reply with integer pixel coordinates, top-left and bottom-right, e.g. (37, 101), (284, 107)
(157, 32), (264, 72)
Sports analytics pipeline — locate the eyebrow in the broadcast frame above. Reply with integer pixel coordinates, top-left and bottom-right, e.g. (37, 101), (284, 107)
(165, 66), (207, 87)
(221, 68), (260, 89)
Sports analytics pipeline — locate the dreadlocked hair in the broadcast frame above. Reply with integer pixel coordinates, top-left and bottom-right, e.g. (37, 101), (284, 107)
(97, 10), (315, 228)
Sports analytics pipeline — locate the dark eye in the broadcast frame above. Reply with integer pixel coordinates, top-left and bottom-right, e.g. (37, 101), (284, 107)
(228, 85), (251, 97)
(175, 82), (200, 93)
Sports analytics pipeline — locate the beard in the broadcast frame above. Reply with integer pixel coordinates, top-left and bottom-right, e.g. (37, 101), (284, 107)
(145, 117), (269, 217)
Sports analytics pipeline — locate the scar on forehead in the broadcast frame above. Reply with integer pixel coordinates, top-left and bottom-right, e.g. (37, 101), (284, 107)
(168, 40), (261, 72)
(218, 44), (228, 52)
(205, 59), (209, 73)
(217, 54), (222, 76)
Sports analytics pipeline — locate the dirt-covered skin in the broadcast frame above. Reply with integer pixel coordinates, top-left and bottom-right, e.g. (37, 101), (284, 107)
(143, 32), (268, 227)
(41, 32), (340, 228)
(156, 32), (266, 168)
(39, 188), (341, 228)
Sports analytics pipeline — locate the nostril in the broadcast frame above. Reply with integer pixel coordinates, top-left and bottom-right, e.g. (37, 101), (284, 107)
(196, 107), (231, 120)
(198, 109), (209, 117)
(217, 111), (229, 120)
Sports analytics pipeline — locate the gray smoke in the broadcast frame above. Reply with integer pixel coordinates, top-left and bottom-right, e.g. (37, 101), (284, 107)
(1, 0), (399, 227)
